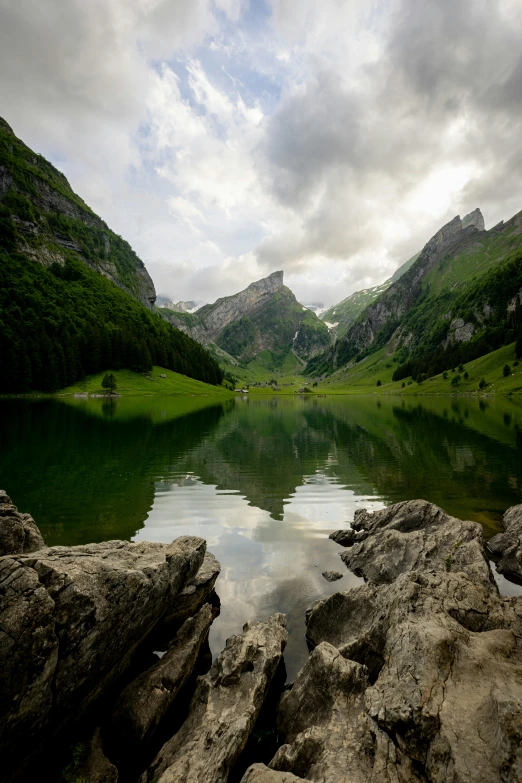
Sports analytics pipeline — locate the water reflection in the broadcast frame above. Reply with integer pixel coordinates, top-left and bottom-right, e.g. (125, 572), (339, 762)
(1, 394), (522, 677)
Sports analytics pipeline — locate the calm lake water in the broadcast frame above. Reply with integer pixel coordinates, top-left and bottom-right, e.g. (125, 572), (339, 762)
(2, 394), (522, 679)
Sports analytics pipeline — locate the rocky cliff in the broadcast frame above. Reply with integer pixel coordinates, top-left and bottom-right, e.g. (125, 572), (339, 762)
(308, 209), (487, 373)
(0, 117), (155, 308)
(161, 271), (332, 363)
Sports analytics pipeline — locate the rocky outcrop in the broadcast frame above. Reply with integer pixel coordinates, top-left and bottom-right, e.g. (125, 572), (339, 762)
(302, 571), (522, 783)
(489, 503), (522, 582)
(0, 525), (206, 775)
(111, 603), (214, 749)
(0, 489), (45, 555)
(157, 551), (221, 632)
(462, 207), (485, 231)
(332, 499), (492, 587)
(141, 614), (288, 783)
(270, 500), (522, 783)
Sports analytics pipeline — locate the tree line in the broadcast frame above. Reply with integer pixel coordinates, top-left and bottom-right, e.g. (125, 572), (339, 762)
(0, 250), (224, 394)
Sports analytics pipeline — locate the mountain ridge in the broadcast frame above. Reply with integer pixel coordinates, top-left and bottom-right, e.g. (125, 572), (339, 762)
(160, 270), (332, 365)
(307, 206), (522, 380)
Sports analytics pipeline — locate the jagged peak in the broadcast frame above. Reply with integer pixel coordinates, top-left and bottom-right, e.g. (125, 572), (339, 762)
(462, 208), (485, 231)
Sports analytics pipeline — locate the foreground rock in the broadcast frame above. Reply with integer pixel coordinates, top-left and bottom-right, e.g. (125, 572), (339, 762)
(111, 603), (214, 750)
(157, 551), (221, 631)
(271, 640), (421, 782)
(0, 532), (206, 776)
(488, 503), (522, 582)
(279, 501), (522, 782)
(332, 499), (492, 587)
(241, 764), (302, 782)
(141, 614), (288, 783)
(0, 489), (45, 555)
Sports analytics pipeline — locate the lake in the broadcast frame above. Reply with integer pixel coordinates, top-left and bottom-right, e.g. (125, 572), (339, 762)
(2, 393), (522, 679)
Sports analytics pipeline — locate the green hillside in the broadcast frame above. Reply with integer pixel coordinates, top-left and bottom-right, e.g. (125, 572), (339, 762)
(309, 340), (522, 396)
(61, 366), (232, 397)
(0, 118), (224, 394)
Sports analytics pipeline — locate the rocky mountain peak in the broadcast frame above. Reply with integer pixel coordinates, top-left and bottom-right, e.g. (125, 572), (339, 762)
(462, 207), (485, 231)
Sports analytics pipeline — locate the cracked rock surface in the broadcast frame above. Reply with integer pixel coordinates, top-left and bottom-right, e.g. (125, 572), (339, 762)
(274, 500), (522, 783)
(157, 551), (221, 631)
(111, 603), (214, 749)
(489, 503), (522, 582)
(0, 525), (206, 776)
(332, 499), (492, 587)
(0, 490), (45, 556)
(141, 613), (288, 783)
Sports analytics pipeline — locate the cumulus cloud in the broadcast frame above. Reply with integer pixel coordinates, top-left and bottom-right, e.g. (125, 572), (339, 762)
(0, 0), (521, 307)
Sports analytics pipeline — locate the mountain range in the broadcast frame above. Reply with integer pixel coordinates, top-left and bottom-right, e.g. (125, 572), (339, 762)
(2, 115), (521, 395)
(307, 206), (522, 381)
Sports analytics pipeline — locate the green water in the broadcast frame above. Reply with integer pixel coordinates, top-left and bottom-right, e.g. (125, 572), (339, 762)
(2, 394), (522, 678)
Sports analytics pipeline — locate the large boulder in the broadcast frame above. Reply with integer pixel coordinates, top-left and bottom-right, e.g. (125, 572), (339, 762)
(0, 535), (206, 777)
(298, 570), (522, 783)
(111, 603), (214, 750)
(488, 504), (522, 582)
(332, 499), (492, 587)
(141, 613), (288, 783)
(0, 490), (45, 555)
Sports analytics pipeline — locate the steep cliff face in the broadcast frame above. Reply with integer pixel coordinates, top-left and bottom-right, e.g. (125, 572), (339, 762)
(160, 271), (331, 362)
(311, 210), (486, 372)
(0, 117), (155, 309)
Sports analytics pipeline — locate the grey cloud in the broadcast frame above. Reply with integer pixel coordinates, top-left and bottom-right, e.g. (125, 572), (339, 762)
(256, 0), (522, 289)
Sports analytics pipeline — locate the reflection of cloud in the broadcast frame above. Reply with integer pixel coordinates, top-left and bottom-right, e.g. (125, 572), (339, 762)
(134, 471), (380, 679)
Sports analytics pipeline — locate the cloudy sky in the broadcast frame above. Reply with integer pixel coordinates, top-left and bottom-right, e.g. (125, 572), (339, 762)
(1, 0), (522, 307)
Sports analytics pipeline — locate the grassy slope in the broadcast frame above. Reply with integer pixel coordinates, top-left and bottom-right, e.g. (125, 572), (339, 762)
(312, 342), (522, 396)
(60, 367), (233, 397)
(422, 222), (522, 296)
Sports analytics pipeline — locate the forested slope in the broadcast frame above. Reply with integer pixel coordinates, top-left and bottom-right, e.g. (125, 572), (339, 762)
(0, 118), (223, 393)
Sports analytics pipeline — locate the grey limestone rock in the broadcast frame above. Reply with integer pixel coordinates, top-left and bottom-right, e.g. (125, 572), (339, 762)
(241, 764), (303, 782)
(0, 535), (206, 776)
(337, 499), (492, 588)
(158, 551), (221, 630)
(111, 603), (214, 749)
(141, 613), (288, 783)
(302, 570), (522, 783)
(488, 503), (522, 582)
(0, 489), (45, 555)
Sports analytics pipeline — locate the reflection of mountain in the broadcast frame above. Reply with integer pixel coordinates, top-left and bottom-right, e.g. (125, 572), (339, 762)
(2, 395), (521, 546)
(0, 399), (227, 545)
(172, 396), (522, 530)
(301, 397), (522, 534)
(171, 399), (375, 519)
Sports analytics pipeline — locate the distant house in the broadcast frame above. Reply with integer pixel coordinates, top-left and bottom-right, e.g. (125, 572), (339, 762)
(241, 388), (249, 393)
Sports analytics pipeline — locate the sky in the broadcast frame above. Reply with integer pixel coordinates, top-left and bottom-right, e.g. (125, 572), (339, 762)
(1, 0), (522, 308)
